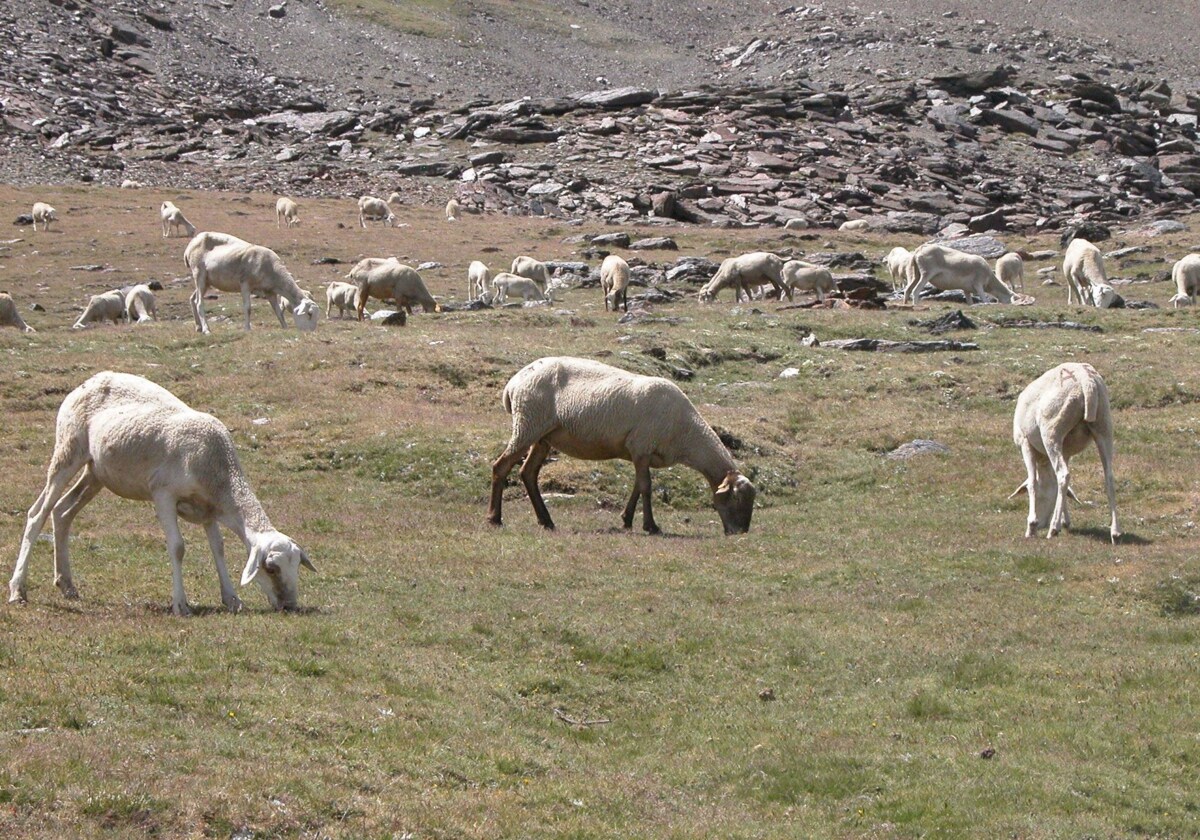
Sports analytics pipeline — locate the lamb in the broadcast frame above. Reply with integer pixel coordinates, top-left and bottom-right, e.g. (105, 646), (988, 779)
(1010, 363), (1119, 544)
(358, 195), (397, 228)
(275, 197), (300, 228)
(325, 280), (360, 319)
(445, 198), (460, 222)
(160, 201), (197, 238)
(510, 256), (551, 292)
(883, 247), (914, 292)
(698, 252), (786, 303)
(8, 371), (315, 614)
(1169, 253), (1200, 308)
(73, 290), (127, 329)
(487, 273), (547, 305)
(124, 283), (158, 323)
(1062, 238), (1107, 306)
(600, 254), (631, 312)
(488, 357), (757, 535)
(995, 252), (1025, 292)
(32, 202), (57, 232)
(0, 292), (35, 333)
(467, 260), (492, 301)
(902, 243), (1016, 304)
(353, 260), (439, 319)
(184, 231), (320, 333)
(780, 259), (835, 302)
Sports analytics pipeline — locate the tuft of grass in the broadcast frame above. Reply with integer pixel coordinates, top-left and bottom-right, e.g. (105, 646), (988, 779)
(1150, 575), (1200, 616)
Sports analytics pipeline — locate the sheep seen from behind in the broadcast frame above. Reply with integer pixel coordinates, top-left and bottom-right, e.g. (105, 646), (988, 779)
(1170, 253), (1200, 308)
(276, 197), (300, 228)
(468, 260), (492, 302)
(1063, 238), (1107, 306)
(600, 254), (631, 312)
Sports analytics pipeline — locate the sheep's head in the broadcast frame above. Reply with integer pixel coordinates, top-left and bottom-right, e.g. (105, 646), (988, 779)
(1171, 293), (1194, 309)
(1091, 283), (1121, 309)
(293, 298), (320, 331)
(713, 470), (756, 535)
(240, 531), (316, 611)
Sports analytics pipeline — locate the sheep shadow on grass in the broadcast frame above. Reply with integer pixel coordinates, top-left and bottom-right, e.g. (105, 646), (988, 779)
(1069, 527), (1150, 546)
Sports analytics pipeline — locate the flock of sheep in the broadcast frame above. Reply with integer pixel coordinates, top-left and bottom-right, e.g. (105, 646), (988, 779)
(2, 191), (1196, 614)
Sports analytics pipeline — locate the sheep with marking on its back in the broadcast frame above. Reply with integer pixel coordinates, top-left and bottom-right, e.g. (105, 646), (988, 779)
(488, 356), (756, 535)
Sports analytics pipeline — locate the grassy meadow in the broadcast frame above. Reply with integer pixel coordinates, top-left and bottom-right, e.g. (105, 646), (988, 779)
(1, 185), (1199, 838)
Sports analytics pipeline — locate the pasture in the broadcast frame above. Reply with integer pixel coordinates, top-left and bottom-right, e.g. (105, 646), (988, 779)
(1, 185), (1199, 838)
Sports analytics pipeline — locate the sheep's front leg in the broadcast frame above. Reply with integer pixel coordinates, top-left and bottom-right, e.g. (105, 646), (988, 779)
(205, 521), (242, 613)
(635, 459), (660, 535)
(519, 441), (555, 529)
(240, 283), (254, 331)
(191, 280), (212, 334)
(51, 466), (103, 599)
(267, 294), (287, 328)
(153, 494), (191, 616)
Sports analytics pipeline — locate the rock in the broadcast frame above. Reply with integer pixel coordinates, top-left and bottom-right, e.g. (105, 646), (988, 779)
(979, 107), (1040, 136)
(650, 191), (677, 219)
(372, 310), (408, 326)
(779, 367), (800, 379)
(469, 150), (508, 167)
(590, 232), (630, 247)
(784, 217), (810, 231)
(575, 87), (657, 109)
(931, 65), (1015, 95)
(1140, 219), (1186, 236)
(822, 338), (979, 352)
(268, 3), (287, 18)
(927, 104), (977, 137)
(629, 237), (678, 251)
(886, 440), (950, 460)
(910, 309), (978, 334)
(935, 235), (1007, 259)
(1061, 222), (1111, 246)
(395, 160), (459, 177)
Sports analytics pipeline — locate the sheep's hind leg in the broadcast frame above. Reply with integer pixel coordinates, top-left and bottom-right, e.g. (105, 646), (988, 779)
(519, 441), (555, 530)
(1044, 440), (1071, 538)
(205, 521), (242, 613)
(153, 494), (191, 616)
(488, 445), (527, 526)
(51, 466), (103, 599)
(629, 458), (660, 535)
(1019, 441), (1040, 538)
(9, 453), (87, 603)
(1094, 432), (1121, 544)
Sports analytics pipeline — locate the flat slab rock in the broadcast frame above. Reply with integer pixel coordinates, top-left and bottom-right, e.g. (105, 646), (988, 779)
(886, 439), (950, 460)
(823, 338), (979, 352)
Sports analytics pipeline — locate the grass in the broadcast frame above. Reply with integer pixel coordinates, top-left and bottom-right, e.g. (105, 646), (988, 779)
(0, 184), (1199, 836)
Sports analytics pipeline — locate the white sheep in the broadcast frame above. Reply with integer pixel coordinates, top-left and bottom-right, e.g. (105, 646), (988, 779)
(1090, 282), (1122, 309)
(839, 219), (869, 232)
(467, 260), (492, 302)
(0, 292), (35, 333)
(352, 261), (439, 319)
(358, 195), (397, 228)
(902, 243), (1016, 304)
(124, 283), (158, 323)
(488, 356), (757, 535)
(32, 202), (57, 232)
(1169, 253), (1200, 308)
(325, 280), (360, 319)
(120, 179), (144, 189)
(883, 247), (913, 292)
(160, 201), (197, 238)
(487, 273), (547, 305)
(276, 197), (300, 228)
(510, 256), (551, 292)
(8, 371), (315, 614)
(698, 252), (786, 303)
(1062, 238), (1107, 305)
(1011, 363), (1119, 543)
(387, 192), (403, 206)
(446, 198), (460, 222)
(184, 231), (320, 333)
(600, 254), (631, 312)
(72, 290), (127, 329)
(780, 259), (835, 302)
(995, 252), (1025, 292)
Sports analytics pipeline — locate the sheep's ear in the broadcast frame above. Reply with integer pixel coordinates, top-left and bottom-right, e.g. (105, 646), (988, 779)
(241, 545), (266, 586)
(299, 550), (317, 574)
(715, 471), (738, 498)
(1008, 482), (1029, 499)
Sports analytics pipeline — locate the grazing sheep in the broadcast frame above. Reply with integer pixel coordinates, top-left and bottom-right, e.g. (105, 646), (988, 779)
(387, 192), (403, 206)
(600, 254), (631, 312)
(32, 202), (57, 232)
(1169, 253), (1200, 308)
(120, 179), (144, 189)
(1011, 363), (1119, 544)
(995, 252), (1025, 292)
(124, 284), (158, 323)
(487, 273), (547, 305)
(883, 247), (914, 292)
(160, 201), (197, 238)
(358, 195), (397, 228)
(467, 260), (492, 302)
(354, 261), (439, 319)
(1090, 282), (1123, 309)
(902, 243), (1016, 304)
(184, 231), (320, 333)
(1062, 238), (1107, 306)
(0, 292), (35, 333)
(488, 356), (757, 535)
(511, 256), (551, 292)
(698, 252), (786, 303)
(275, 197), (300, 228)
(325, 281), (360, 319)
(780, 260), (835, 302)
(839, 219), (869, 232)
(8, 371), (315, 614)
(73, 290), (127, 329)
(445, 198), (460, 222)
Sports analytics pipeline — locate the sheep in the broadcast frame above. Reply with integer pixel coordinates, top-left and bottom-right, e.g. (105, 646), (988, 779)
(73, 290), (127, 329)
(488, 272), (548, 305)
(325, 280), (360, 319)
(387, 192), (403, 206)
(120, 179), (144, 189)
(510, 255), (551, 292)
(488, 356), (757, 535)
(1169, 253), (1200, 308)
(698, 252), (786, 303)
(184, 231), (320, 333)
(358, 195), (397, 228)
(902, 243), (1016, 305)
(1090, 282), (1123, 309)
(445, 198), (460, 222)
(1010, 363), (1119, 544)
(600, 254), (631, 312)
(353, 260), (439, 319)
(32, 202), (57, 232)
(0, 292), (35, 333)
(276, 197), (300, 228)
(995, 252), (1025, 292)
(8, 371), (315, 614)
(467, 260), (492, 302)
(160, 201), (197, 238)
(780, 259), (835, 302)
(883, 246), (913, 292)
(1062, 238), (1107, 305)
(839, 219), (869, 232)
(124, 283), (158, 323)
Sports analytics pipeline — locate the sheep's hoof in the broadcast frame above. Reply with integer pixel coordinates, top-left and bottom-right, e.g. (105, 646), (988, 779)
(223, 596), (244, 614)
(645, 525), (662, 536)
(56, 578), (79, 600)
(171, 602), (193, 617)
(1110, 530), (1122, 545)
(486, 515), (502, 527)
(7, 585), (26, 605)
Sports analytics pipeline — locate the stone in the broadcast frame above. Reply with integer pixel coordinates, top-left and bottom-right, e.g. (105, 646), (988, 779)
(575, 87), (658, 109)
(629, 237), (678, 251)
(886, 440), (950, 460)
(268, 3), (287, 18)
(979, 107), (1040, 136)
(590, 232), (630, 247)
(935, 235), (1007, 259)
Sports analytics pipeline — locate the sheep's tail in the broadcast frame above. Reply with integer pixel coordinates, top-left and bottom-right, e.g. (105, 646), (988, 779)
(1068, 365), (1100, 423)
(501, 381), (514, 415)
